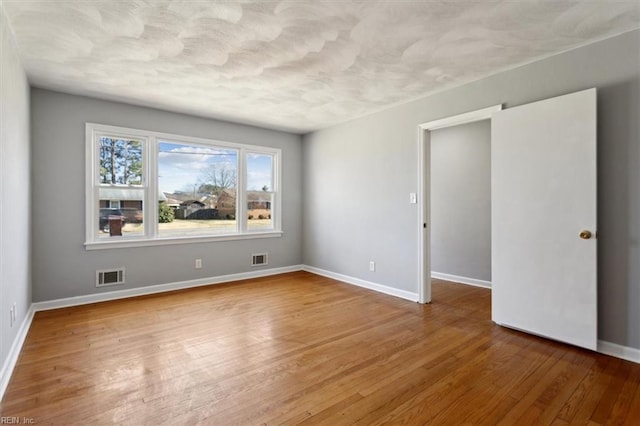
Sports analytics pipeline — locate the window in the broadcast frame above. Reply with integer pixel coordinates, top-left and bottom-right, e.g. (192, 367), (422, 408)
(158, 140), (238, 237)
(86, 123), (281, 249)
(247, 153), (275, 231)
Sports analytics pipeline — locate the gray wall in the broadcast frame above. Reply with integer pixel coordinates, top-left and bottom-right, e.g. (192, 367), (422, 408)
(1, 11), (31, 378)
(431, 120), (491, 283)
(303, 30), (640, 350)
(30, 89), (303, 302)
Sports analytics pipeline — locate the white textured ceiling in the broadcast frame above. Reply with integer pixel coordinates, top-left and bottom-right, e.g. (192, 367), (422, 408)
(2, 1), (639, 133)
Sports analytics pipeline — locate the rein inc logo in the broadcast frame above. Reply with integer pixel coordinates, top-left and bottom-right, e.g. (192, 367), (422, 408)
(0, 418), (34, 424)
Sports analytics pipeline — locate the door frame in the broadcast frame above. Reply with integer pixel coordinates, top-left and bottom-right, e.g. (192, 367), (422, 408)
(417, 104), (502, 304)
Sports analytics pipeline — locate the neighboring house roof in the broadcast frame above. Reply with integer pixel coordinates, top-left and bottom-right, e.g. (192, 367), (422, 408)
(162, 189), (269, 206)
(180, 200), (205, 207)
(165, 198), (181, 206)
(99, 187), (144, 201)
(248, 191), (271, 202)
(100, 187), (167, 201)
(220, 189), (236, 198)
(217, 189), (270, 202)
(165, 192), (187, 201)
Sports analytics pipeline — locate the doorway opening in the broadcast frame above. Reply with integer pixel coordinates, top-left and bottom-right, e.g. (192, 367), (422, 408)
(430, 119), (492, 288)
(417, 105), (502, 304)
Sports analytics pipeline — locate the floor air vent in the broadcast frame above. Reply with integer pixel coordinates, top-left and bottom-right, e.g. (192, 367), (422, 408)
(96, 268), (125, 287)
(251, 253), (268, 267)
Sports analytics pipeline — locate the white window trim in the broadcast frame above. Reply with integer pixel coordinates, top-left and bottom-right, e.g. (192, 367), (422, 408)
(85, 123), (283, 250)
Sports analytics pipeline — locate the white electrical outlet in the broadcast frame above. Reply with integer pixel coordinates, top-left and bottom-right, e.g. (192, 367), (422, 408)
(369, 261), (375, 272)
(195, 258), (202, 269)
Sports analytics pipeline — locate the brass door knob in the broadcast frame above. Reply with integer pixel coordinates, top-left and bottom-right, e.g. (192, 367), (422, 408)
(579, 230), (592, 240)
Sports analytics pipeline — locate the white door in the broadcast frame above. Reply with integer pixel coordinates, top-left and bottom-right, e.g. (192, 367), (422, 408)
(491, 88), (597, 350)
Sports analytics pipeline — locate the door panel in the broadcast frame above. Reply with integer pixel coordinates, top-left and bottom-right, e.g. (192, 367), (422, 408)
(491, 88), (597, 350)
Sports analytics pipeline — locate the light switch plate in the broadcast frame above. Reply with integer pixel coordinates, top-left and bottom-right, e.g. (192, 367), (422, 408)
(409, 193), (417, 204)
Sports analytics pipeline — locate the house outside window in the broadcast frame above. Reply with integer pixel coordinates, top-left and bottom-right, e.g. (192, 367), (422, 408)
(85, 123), (282, 249)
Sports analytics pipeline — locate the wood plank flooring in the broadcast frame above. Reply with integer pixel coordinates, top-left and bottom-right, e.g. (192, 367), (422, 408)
(1, 272), (638, 424)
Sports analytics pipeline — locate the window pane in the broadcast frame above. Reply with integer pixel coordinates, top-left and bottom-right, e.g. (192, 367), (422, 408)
(247, 191), (273, 230)
(158, 141), (238, 236)
(98, 188), (144, 238)
(99, 136), (143, 185)
(247, 153), (273, 192)
(247, 153), (274, 231)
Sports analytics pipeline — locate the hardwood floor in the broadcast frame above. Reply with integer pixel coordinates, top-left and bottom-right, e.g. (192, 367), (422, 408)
(1, 272), (639, 425)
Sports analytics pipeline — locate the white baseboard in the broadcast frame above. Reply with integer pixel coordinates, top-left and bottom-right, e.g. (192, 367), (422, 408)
(302, 265), (419, 302)
(3, 265), (638, 403)
(301, 269), (638, 365)
(2, 265), (303, 401)
(431, 271), (492, 289)
(0, 304), (35, 401)
(33, 265), (304, 311)
(598, 340), (640, 364)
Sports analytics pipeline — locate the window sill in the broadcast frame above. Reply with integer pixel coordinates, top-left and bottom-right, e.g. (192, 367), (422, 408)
(85, 231), (283, 250)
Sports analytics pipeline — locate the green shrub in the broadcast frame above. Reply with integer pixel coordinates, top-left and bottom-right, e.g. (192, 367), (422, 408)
(258, 214), (265, 219)
(248, 214), (254, 220)
(158, 202), (175, 223)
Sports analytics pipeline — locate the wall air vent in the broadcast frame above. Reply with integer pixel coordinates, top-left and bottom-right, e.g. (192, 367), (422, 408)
(96, 268), (125, 287)
(251, 253), (268, 267)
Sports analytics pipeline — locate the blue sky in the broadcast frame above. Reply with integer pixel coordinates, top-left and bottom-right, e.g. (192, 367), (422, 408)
(158, 141), (272, 194)
(246, 153), (273, 191)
